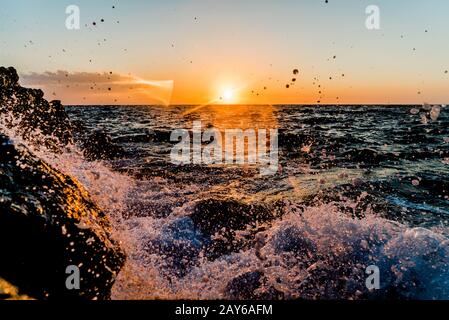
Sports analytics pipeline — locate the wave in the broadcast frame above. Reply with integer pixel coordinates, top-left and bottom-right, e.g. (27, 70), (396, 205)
(6, 119), (449, 300)
(109, 201), (449, 299)
(4, 109), (449, 300)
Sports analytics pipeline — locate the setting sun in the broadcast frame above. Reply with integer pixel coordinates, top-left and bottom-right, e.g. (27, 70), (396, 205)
(221, 88), (237, 104)
(223, 89), (234, 100)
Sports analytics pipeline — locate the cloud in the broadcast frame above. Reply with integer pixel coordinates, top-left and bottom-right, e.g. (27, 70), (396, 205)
(21, 70), (134, 85)
(20, 70), (174, 105)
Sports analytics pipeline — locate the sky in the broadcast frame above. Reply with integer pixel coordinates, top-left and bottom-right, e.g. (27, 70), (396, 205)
(1, 0), (449, 105)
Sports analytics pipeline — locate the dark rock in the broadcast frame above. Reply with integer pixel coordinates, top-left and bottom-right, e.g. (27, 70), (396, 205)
(225, 271), (263, 299)
(144, 217), (204, 277)
(190, 198), (284, 259)
(272, 226), (316, 258)
(0, 277), (33, 300)
(225, 271), (284, 300)
(72, 120), (126, 160)
(1, 66), (124, 161)
(0, 67), (73, 151)
(0, 134), (125, 299)
(278, 130), (314, 152)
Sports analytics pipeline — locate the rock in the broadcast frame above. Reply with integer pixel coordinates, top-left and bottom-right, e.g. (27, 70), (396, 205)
(0, 134), (125, 299)
(224, 271), (284, 300)
(72, 120), (126, 160)
(0, 278), (33, 300)
(144, 217), (204, 277)
(83, 130), (126, 160)
(0, 67), (73, 151)
(272, 225), (316, 258)
(190, 198), (284, 259)
(278, 130), (314, 152)
(225, 271), (264, 299)
(0, 66), (125, 161)
(0, 67), (125, 299)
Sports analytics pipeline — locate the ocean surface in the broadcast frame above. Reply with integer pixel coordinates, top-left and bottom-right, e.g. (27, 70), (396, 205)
(60, 105), (449, 299)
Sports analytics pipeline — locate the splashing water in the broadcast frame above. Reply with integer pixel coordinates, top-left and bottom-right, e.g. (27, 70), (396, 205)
(2, 105), (449, 300)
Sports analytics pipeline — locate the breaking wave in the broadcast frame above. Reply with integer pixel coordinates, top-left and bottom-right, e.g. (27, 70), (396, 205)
(2, 104), (449, 300)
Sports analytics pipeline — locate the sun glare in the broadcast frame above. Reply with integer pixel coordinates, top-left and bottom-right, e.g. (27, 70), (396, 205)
(221, 88), (236, 104)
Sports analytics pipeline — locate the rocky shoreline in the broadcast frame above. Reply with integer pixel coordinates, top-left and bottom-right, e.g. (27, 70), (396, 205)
(0, 67), (126, 299)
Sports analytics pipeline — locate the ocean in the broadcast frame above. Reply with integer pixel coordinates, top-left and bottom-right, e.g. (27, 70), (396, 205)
(58, 104), (449, 299)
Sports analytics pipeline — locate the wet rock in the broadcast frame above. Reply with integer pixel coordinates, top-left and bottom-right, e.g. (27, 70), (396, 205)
(145, 239), (199, 277)
(0, 277), (33, 300)
(0, 134), (125, 299)
(144, 217), (204, 277)
(225, 271), (263, 299)
(123, 197), (175, 219)
(1, 66), (125, 161)
(72, 120), (126, 160)
(272, 226), (316, 258)
(278, 130), (314, 153)
(83, 130), (126, 160)
(190, 198), (284, 259)
(0, 66), (73, 150)
(225, 271), (284, 300)
(375, 228), (449, 300)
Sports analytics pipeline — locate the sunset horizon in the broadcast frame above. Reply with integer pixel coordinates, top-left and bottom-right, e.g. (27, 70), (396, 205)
(15, 67), (449, 106)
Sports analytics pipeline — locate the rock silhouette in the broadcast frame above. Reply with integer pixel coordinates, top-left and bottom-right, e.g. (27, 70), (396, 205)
(0, 66), (73, 151)
(0, 67), (126, 299)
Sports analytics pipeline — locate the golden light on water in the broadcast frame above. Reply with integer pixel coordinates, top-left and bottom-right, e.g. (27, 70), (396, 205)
(182, 83), (245, 115)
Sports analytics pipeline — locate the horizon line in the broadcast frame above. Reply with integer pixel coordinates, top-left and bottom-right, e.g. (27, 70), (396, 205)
(64, 103), (448, 107)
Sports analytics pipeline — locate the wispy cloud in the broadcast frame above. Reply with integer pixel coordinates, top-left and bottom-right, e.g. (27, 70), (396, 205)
(20, 71), (174, 105)
(22, 70), (134, 85)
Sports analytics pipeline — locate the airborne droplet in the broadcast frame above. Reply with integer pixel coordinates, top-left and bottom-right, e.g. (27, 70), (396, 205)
(430, 105), (441, 121)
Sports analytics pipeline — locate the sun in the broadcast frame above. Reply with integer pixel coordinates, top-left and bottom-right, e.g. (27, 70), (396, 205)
(220, 88), (237, 104)
(223, 89), (234, 101)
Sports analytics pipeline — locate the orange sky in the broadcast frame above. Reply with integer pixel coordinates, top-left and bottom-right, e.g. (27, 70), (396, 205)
(4, 1), (449, 105)
(20, 70), (449, 106)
